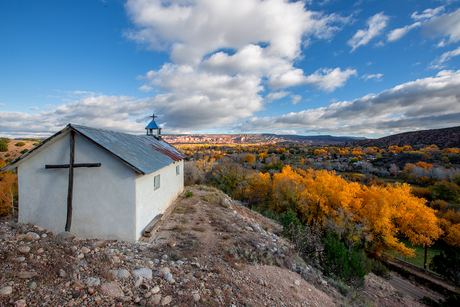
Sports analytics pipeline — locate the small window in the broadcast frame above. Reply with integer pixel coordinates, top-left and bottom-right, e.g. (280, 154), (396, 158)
(154, 174), (160, 190)
(176, 165), (180, 175)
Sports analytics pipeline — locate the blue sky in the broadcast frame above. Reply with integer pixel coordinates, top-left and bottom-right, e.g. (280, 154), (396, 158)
(1, 0), (460, 138)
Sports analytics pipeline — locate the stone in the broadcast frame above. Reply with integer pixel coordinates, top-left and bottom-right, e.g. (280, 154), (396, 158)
(161, 254), (168, 260)
(149, 294), (162, 305)
(56, 231), (75, 241)
(117, 269), (130, 278)
(133, 268), (152, 279)
(163, 273), (173, 283)
(17, 246), (30, 254)
(192, 293), (200, 302)
(153, 259), (160, 264)
(100, 283), (124, 298)
(167, 241), (176, 247)
(118, 296), (132, 303)
(26, 232), (40, 240)
(194, 271), (203, 279)
(12, 257), (25, 262)
(84, 277), (101, 287)
(94, 240), (107, 248)
(156, 267), (170, 277)
(18, 271), (37, 279)
(176, 260), (184, 265)
(80, 246), (91, 254)
(294, 280), (300, 286)
(79, 260), (87, 266)
(34, 225), (44, 232)
(151, 286), (160, 294)
(14, 299), (26, 307)
(0, 286), (13, 296)
(72, 290), (83, 299)
(36, 248), (44, 254)
(161, 295), (172, 305)
(111, 256), (121, 264)
(134, 276), (143, 288)
(214, 289), (222, 296)
(59, 269), (66, 277)
(27, 281), (37, 289)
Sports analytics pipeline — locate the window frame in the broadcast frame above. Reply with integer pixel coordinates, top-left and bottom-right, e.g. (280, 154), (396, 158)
(176, 165), (180, 175)
(154, 174), (160, 190)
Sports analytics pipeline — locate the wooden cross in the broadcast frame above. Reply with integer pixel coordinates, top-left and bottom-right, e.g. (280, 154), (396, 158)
(45, 130), (101, 232)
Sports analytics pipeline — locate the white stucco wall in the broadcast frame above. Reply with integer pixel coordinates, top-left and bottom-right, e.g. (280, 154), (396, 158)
(18, 132), (137, 241)
(135, 159), (184, 238)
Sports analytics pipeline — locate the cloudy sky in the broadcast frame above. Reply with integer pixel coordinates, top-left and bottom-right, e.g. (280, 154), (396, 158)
(1, 0), (460, 138)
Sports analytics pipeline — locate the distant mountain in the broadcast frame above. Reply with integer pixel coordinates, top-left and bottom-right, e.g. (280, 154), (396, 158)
(162, 133), (364, 145)
(344, 126), (460, 149)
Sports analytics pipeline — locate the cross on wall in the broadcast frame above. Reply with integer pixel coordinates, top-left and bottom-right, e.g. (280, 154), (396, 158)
(45, 130), (101, 232)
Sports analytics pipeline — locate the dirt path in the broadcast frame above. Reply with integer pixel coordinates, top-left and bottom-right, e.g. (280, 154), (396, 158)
(388, 273), (444, 302)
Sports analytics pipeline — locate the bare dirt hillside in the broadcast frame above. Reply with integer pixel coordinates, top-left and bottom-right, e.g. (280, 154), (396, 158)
(0, 140), (38, 162)
(0, 187), (430, 306)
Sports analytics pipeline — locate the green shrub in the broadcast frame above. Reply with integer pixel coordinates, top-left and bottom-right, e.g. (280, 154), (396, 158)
(5, 153), (10, 157)
(21, 149), (29, 154)
(184, 189), (194, 197)
(430, 181), (460, 203)
(0, 142), (8, 152)
(430, 246), (460, 286)
(15, 142), (25, 147)
(23, 138), (31, 141)
(0, 138), (11, 143)
(370, 259), (391, 280)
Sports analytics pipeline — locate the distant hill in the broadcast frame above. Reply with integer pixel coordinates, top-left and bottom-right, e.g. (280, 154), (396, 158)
(345, 126), (460, 149)
(162, 133), (364, 145)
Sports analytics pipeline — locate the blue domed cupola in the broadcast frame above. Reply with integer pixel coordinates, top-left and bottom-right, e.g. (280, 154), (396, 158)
(145, 113), (162, 140)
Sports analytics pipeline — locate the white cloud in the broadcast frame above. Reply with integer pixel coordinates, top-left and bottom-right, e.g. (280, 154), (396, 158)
(304, 68), (357, 92)
(0, 103), (5, 107)
(387, 22), (422, 42)
(266, 91), (290, 102)
(411, 6), (445, 21)
(237, 70), (460, 135)
(348, 12), (389, 52)
(361, 73), (383, 81)
(423, 7), (460, 43)
(138, 84), (153, 92)
(28, 107), (39, 111)
(291, 95), (302, 105)
(430, 46), (460, 69)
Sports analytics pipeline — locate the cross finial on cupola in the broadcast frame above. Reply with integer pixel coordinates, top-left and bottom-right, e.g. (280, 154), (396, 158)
(145, 113), (162, 140)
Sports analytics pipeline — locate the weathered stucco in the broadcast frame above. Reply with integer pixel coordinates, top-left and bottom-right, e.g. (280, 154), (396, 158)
(18, 132), (137, 241)
(135, 160), (184, 238)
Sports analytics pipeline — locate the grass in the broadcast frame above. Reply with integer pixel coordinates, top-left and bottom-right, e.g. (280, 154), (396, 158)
(388, 238), (444, 269)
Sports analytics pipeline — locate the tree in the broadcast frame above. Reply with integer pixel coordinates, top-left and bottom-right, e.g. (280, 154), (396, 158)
(244, 154), (256, 164)
(0, 171), (17, 216)
(430, 181), (460, 202)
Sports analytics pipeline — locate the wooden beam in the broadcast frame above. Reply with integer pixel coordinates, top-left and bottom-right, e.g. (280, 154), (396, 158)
(65, 130), (75, 232)
(45, 163), (101, 169)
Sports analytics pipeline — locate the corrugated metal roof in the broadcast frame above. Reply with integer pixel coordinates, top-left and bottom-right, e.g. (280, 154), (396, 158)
(1, 124), (187, 175)
(72, 124), (186, 174)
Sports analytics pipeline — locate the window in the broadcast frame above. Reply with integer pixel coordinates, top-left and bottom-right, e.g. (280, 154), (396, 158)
(176, 165), (180, 175)
(154, 174), (160, 190)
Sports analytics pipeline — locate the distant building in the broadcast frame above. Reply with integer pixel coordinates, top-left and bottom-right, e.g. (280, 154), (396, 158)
(1, 115), (186, 241)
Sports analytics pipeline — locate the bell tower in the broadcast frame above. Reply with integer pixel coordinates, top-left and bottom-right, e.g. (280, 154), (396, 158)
(145, 113), (162, 140)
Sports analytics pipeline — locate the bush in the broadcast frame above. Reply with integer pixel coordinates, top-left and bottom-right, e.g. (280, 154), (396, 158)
(0, 138), (10, 143)
(15, 142), (25, 147)
(0, 142), (8, 152)
(369, 259), (391, 280)
(184, 189), (194, 197)
(20, 149), (29, 154)
(430, 246), (460, 286)
(430, 181), (460, 202)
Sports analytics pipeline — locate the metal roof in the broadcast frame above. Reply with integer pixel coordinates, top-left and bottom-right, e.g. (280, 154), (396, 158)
(1, 124), (187, 175)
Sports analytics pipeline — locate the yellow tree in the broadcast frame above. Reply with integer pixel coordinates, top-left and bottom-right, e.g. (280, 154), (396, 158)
(0, 169), (17, 216)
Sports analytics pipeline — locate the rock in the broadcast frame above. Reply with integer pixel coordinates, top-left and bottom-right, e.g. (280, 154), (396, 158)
(17, 246), (30, 254)
(156, 267), (170, 278)
(36, 248), (44, 254)
(94, 240), (107, 248)
(26, 232), (40, 240)
(161, 254), (168, 260)
(27, 281), (37, 289)
(134, 276), (143, 288)
(59, 269), (66, 277)
(118, 296), (132, 303)
(116, 269), (130, 278)
(80, 247), (91, 254)
(168, 261), (175, 266)
(133, 268), (152, 279)
(0, 286), (13, 296)
(194, 271), (203, 279)
(111, 256), (121, 264)
(153, 259), (160, 264)
(167, 241), (176, 247)
(79, 260), (87, 266)
(192, 293), (200, 302)
(100, 283), (124, 298)
(163, 273), (173, 283)
(149, 294), (162, 305)
(294, 280), (300, 286)
(151, 286), (160, 294)
(12, 257), (26, 262)
(14, 299), (26, 307)
(34, 225), (44, 232)
(84, 277), (101, 287)
(72, 290), (83, 299)
(214, 289), (222, 296)
(161, 295), (172, 305)
(176, 260), (184, 265)
(56, 231), (75, 241)
(18, 271), (37, 279)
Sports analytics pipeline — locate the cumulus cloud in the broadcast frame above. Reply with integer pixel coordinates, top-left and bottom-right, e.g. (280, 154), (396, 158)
(266, 91), (290, 102)
(28, 107), (39, 111)
(237, 70), (460, 135)
(423, 7), (460, 42)
(304, 68), (357, 92)
(361, 73), (383, 81)
(387, 22), (422, 42)
(430, 46), (460, 69)
(0, 103), (5, 107)
(291, 95), (302, 105)
(348, 12), (389, 52)
(138, 84), (153, 92)
(411, 6), (445, 21)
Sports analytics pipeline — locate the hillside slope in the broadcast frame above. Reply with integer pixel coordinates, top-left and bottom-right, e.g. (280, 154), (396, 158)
(345, 126), (460, 149)
(0, 187), (426, 306)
